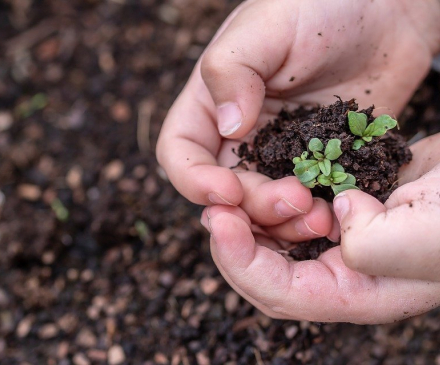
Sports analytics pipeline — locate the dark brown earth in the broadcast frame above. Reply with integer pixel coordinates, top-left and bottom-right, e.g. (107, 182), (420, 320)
(1, 1), (440, 364)
(236, 98), (412, 260)
(237, 98), (412, 204)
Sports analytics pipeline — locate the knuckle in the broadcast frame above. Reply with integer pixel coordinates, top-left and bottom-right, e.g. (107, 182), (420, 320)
(200, 46), (228, 81)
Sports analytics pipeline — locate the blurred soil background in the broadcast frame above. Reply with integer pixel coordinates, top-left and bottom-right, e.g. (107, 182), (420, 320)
(0, 0), (440, 364)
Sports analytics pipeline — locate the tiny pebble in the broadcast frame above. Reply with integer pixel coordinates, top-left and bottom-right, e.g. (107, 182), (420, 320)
(16, 315), (34, 338)
(0, 111), (13, 131)
(108, 345), (126, 365)
(200, 277), (219, 296)
(17, 184), (41, 201)
(103, 160), (124, 181)
(73, 353), (90, 365)
(38, 323), (59, 339)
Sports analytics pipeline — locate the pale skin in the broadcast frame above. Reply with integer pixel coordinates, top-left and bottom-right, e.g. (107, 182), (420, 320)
(156, 0), (440, 323)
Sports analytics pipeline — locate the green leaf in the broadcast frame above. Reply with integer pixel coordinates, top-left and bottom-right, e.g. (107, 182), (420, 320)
(318, 159), (331, 176)
(352, 139), (365, 150)
(331, 184), (359, 195)
(348, 111), (367, 137)
(325, 139), (343, 160)
(292, 157), (302, 164)
(308, 138), (324, 152)
(302, 179), (318, 188)
(331, 163), (345, 173)
(317, 174), (332, 186)
(342, 173), (356, 185)
(313, 151), (324, 160)
(371, 115), (397, 135)
(331, 172), (348, 184)
(363, 114), (398, 137)
(294, 160), (320, 182)
(301, 151), (309, 160)
(362, 135), (372, 142)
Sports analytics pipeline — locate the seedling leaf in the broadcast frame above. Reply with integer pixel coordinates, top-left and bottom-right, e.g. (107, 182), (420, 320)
(343, 173), (356, 185)
(313, 151), (324, 160)
(301, 151), (309, 160)
(331, 163), (344, 173)
(319, 159), (331, 176)
(372, 114), (397, 132)
(303, 179), (318, 188)
(293, 157), (302, 164)
(317, 174), (332, 186)
(294, 160), (320, 182)
(325, 139), (343, 160)
(331, 184), (359, 195)
(352, 139), (365, 150)
(332, 172), (348, 184)
(348, 111), (367, 136)
(309, 138), (324, 152)
(362, 136), (372, 142)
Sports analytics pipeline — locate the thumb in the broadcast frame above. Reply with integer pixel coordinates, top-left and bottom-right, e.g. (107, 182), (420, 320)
(333, 188), (440, 281)
(200, 1), (295, 138)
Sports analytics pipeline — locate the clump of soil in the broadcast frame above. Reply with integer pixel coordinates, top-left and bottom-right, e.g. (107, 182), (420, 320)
(236, 97), (412, 260)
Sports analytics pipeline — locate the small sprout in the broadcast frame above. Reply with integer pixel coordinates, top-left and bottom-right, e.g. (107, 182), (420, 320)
(352, 139), (365, 150)
(293, 138), (342, 179)
(135, 220), (150, 240)
(51, 198), (69, 222)
(348, 111), (397, 150)
(16, 93), (48, 118)
(292, 141), (357, 195)
(293, 159), (320, 183)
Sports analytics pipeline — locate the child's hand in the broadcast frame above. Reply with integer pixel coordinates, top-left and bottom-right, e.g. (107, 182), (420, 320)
(334, 133), (440, 282)
(157, 0), (440, 241)
(157, 0), (440, 323)
(200, 204), (440, 324)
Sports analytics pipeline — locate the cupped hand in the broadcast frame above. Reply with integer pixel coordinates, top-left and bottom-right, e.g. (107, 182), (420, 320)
(200, 204), (440, 324)
(156, 0), (440, 242)
(334, 133), (440, 282)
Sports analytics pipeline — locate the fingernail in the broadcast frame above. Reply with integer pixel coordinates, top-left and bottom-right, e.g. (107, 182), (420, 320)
(208, 192), (234, 205)
(217, 102), (242, 136)
(275, 198), (306, 217)
(333, 193), (350, 223)
(294, 219), (321, 236)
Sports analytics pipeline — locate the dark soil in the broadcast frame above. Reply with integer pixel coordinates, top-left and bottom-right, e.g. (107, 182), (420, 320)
(237, 98), (412, 203)
(237, 98), (412, 260)
(1, 1), (440, 364)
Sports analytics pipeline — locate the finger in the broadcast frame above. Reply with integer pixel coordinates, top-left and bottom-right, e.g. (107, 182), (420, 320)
(399, 132), (440, 184)
(264, 198), (334, 242)
(208, 208), (440, 323)
(236, 172), (313, 225)
(334, 186), (440, 281)
(200, 0), (294, 138)
(201, 206), (283, 251)
(156, 69), (244, 206)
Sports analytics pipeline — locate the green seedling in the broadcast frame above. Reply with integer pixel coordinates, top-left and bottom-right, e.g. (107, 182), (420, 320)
(317, 163), (358, 195)
(51, 198), (69, 222)
(348, 111), (397, 150)
(16, 93), (48, 118)
(293, 138), (342, 181)
(135, 220), (150, 240)
(292, 139), (359, 195)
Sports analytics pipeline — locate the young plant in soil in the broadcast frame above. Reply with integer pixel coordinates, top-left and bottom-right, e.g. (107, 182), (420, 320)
(235, 97), (412, 260)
